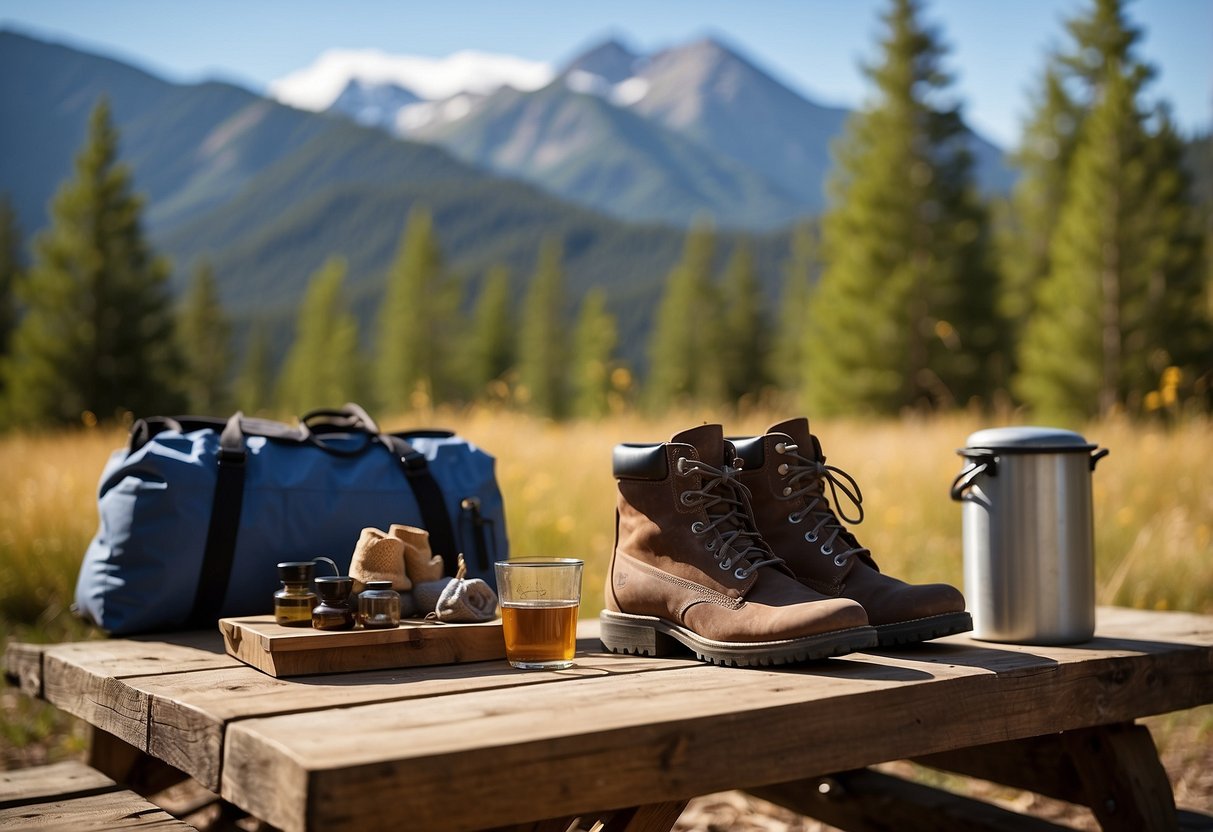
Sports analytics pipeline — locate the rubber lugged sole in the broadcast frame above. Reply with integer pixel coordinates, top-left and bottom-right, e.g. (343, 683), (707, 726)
(874, 611), (974, 647)
(599, 610), (879, 667)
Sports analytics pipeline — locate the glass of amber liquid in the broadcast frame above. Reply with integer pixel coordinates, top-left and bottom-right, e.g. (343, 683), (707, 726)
(495, 557), (583, 670)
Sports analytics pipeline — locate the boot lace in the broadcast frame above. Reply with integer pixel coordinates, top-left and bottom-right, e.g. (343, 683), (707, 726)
(675, 456), (783, 580)
(775, 441), (870, 568)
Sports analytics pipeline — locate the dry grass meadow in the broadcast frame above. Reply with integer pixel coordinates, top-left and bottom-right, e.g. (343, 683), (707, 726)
(1, 408), (1211, 823)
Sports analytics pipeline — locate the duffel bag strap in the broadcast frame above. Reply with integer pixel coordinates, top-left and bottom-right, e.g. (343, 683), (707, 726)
(383, 435), (461, 577)
(185, 412), (248, 629)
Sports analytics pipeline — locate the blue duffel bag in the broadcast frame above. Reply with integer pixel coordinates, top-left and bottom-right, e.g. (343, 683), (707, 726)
(75, 403), (508, 635)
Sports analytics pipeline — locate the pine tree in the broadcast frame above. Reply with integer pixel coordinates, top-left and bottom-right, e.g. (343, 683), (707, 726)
(768, 222), (817, 394)
(805, 0), (999, 415)
(4, 99), (183, 425)
(517, 238), (566, 418)
(376, 207), (459, 411)
(0, 196), (20, 366)
(233, 326), (273, 415)
(1000, 67), (1082, 332)
(177, 259), (231, 414)
(719, 242), (768, 402)
(277, 258), (363, 414)
(462, 265), (514, 398)
(646, 223), (720, 410)
(570, 288), (618, 419)
(1016, 56), (1206, 418)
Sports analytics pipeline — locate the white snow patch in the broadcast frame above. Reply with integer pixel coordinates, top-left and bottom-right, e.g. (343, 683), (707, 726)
(610, 76), (650, 106)
(270, 48), (553, 110)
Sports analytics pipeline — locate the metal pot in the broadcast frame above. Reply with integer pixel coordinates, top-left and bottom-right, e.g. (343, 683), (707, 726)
(950, 426), (1108, 645)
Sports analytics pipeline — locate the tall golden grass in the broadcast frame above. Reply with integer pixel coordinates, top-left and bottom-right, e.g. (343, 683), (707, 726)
(1, 409), (1210, 639)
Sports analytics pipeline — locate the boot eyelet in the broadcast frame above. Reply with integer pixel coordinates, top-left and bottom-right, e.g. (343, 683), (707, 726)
(706, 540), (718, 552)
(719, 558), (733, 571)
(781, 486), (792, 496)
(788, 513), (802, 524)
(734, 568), (750, 580)
(774, 442), (786, 454)
(680, 492), (695, 506)
(676, 457), (690, 475)
(821, 544), (834, 556)
(833, 555), (847, 567)
(805, 531), (818, 543)
(691, 521), (706, 534)
(777, 463), (789, 475)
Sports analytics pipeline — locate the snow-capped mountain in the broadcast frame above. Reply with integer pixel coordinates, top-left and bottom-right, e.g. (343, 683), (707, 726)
(270, 35), (1013, 228)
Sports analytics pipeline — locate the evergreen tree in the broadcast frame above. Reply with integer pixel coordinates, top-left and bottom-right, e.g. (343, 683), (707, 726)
(806, 0), (999, 415)
(1016, 57), (1206, 418)
(4, 99), (183, 425)
(768, 222), (817, 394)
(234, 325), (273, 415)
(177, 259), (231, 414)
(1000, 67), (1082, 332)
(719, 242), (768, 401)
(376, 207), (459, 410)
(646, 223), (720, 410)
(462, 265), (514, 397)
(570, 288), (618, 419)
(277, 258), (362, 413)
(0, 196), (20, 366)
(517, 238), (566, 418)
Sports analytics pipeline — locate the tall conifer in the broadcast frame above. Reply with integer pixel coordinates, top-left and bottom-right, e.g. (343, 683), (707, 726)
(806, 0), (999, 415)
(234, 326), (272, 416)
(463, 265), (514, 398)
(376, 207), (458, 410)
(4, 100), (182, 424)
(769, 223), (816, 395)
(646, 223), (719, 410)
(277, 258), (362, 413)
(719, 242), (768, 401)
(1016, 54), (1205, 418)
(517, 238), (566, 418)
(177, 259), (231, 413)
(570, 288), (618, 419)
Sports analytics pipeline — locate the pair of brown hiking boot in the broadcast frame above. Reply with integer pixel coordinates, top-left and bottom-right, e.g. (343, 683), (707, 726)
(599, 419), (972, 666)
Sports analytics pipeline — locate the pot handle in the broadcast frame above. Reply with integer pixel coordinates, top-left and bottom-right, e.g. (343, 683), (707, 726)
(1090, 447), (1109, 471)
(950, 451), (996, 501)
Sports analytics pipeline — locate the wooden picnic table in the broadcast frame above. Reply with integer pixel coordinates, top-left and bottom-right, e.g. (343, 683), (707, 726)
(5, 606), (1212, 831)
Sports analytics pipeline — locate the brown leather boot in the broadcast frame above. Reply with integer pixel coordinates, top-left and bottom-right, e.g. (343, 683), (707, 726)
(599, 424), (876, 666)
(733, 418), (972, 647)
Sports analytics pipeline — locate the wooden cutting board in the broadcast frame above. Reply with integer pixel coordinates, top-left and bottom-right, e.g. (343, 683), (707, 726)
(219, 615), (506, 677)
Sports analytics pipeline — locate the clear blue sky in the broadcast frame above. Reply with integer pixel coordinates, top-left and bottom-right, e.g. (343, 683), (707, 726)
(2, 0), (1209, 147)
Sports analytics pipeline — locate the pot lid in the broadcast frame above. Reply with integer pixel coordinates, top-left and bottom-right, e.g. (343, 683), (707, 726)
(962, 426), (1095, 453)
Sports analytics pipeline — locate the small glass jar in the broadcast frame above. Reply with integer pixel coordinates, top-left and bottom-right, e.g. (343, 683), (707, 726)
(274, 561), (317, 627)
(312, 576), (355, 630)
(357, 581), (401, 629)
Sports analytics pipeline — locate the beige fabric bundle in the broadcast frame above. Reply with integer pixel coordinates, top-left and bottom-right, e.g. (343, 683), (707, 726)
(390, 524), (445, 584)
(349, 527), (410, 592)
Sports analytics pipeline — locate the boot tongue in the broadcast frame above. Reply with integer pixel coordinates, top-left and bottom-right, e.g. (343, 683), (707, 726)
(670, 424), (725, 465)
(767, 417), (820, 461)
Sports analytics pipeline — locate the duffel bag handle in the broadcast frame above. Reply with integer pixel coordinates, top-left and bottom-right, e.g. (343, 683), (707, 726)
(300, 402), (381, 435)
(300, 403), (380, 457)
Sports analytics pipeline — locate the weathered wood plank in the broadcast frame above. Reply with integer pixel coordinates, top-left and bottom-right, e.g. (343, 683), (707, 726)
(221, 608), (1213, 832)
(39, 635), (240, 752)
(2, 643), (45, 698)
(137, 649), (699, 791)
(0, 790), (193, 830)
(750, 769), (1069, 832)
(0, 763), (116, 810)
(87, 728), (188, 797)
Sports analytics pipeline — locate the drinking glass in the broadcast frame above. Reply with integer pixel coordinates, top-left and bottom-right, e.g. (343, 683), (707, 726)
(494, 558), (583, 669)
